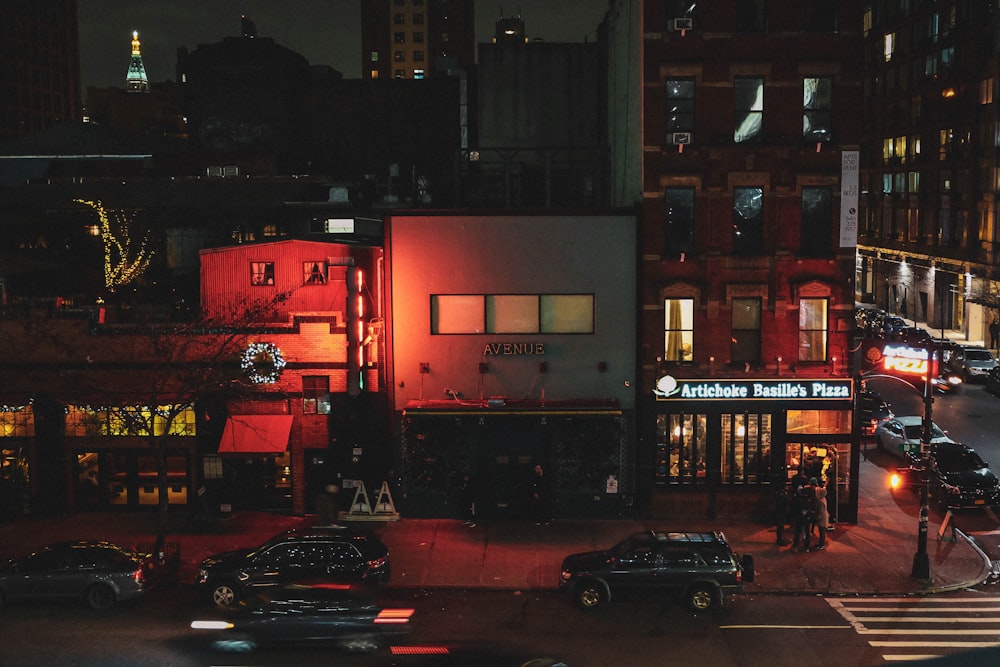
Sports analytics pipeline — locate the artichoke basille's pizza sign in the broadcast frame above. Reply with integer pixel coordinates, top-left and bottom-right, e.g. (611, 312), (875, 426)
(654, 375), (852, 401)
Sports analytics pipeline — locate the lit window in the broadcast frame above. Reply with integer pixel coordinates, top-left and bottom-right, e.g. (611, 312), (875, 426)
(722, 413), (770, 484)
(980, 78), (994, 105)
(304, 261), (326, 285)
(487, 295), (538, 333)
(803, 77), (832, 143)
(734, 77), (763, 143)
(884, 32), (895, 62)
(798, 298), (828, 362)
(541, 295), (594, 333)
(655, 413), (707, 486)
(431, 294), (594, 334)
(302, 376), (331, 415)
(413, 69), (425, 79)
(250, 261), (274, 286)
(664, 298), (694, 362)
(370, 51), (379, 62)
(0, 406), (34, 437)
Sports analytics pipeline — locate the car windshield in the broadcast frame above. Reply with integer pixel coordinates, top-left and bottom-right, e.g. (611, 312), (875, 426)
(936, 449), (987, 473)
(902, 423), (945, 440)
(965, 350), (994, 361)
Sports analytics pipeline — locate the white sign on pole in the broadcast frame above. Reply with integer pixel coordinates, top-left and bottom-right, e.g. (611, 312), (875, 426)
(839, 150), (859, 247)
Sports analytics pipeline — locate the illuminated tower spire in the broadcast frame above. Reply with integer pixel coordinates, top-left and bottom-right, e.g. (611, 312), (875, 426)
(125, 30), (149, 92)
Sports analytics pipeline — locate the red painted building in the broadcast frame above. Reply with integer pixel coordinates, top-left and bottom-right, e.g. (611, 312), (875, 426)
(635, 1), (863, 521)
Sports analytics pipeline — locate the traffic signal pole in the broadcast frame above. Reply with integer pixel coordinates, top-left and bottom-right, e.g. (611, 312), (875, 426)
(912, 343), (933, 581)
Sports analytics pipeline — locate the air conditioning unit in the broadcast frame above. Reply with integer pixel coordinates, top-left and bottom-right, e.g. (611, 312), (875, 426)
(672, 132), (693, 145)
(672, 17), (694, 31)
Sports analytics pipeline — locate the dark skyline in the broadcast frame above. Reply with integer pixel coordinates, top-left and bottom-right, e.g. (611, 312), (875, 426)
(77, 1), (609, 92)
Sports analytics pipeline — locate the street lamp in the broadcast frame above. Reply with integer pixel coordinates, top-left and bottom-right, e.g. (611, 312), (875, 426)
(911, 342), (934, 581)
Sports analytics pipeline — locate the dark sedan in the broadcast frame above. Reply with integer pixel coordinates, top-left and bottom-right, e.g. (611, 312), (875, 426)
(891, 442), (1000, 510)
(190, 585), (413, 653)
(0, 540), (167, 610)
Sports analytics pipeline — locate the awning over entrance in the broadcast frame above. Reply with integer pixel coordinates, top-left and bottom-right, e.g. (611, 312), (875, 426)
(218, 415), (293, 454)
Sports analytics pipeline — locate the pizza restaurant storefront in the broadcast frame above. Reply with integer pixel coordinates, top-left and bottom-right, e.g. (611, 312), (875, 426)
(645, 376), (859, 523)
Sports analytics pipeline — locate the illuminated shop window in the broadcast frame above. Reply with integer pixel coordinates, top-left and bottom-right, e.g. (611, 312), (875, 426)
(65, 405), (197, 437)
(432, 295), (485, 333)
(664, 298), (694, 362)
(0, 406), (34, 437)
(655, 413), (707, 486)
(721, 413), (771, 484)
(787, 409), (850, 434)
(303, 376), (331, 415)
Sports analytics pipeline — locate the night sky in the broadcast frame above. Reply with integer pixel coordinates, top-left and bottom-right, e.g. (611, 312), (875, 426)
(77, 0), (609, 91)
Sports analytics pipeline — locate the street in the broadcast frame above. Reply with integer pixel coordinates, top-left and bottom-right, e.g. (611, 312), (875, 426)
(3, 583), (1000, 666)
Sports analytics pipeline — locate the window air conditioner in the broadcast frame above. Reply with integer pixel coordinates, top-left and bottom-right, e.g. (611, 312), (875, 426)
(672, 17), (694, 31)
(672, 132), (692, 145)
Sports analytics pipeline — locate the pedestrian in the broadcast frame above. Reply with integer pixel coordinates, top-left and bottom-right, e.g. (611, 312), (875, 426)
(459, 472), (477, 527)
(529, 464), (550, 525)
(991, 318), (1000, 351)
(770, 479), (790, 546)
(812, 479), (830, 550)
(790, 477), (814, 552)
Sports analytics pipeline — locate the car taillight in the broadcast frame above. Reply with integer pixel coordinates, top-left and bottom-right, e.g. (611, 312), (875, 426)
(133, 567), (146, 586)
(367, 556), (387, 569)
(374, 608), (414, 624)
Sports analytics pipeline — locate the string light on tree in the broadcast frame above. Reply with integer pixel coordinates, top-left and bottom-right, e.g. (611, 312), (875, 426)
(241, 342), (286, 384)
(74, 199), (154, 291)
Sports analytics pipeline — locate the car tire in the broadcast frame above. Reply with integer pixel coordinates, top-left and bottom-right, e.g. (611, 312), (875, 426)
(210, 581), (240, 608)
(686, 584), (717, 611)
(85, 583), (116, 610)
(574, 581), (606, 610)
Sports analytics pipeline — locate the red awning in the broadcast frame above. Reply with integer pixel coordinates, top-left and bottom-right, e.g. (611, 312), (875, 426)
(218, 415), (293, 454)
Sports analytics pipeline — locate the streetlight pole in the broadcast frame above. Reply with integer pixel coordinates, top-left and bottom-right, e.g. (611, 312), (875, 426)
(912, 342), (933, 581)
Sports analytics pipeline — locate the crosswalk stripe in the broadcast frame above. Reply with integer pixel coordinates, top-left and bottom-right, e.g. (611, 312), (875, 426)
(869, 641), (1000, 648)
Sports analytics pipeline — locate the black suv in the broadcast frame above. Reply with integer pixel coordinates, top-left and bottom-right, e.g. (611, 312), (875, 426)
(196, 526), (390, 608)
(559, 530), (754, 611)
(893, 442), (1000, 510)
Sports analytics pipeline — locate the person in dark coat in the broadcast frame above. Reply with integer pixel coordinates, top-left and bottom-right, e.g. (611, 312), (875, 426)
(790, 477), (814, 552)
(770, 480), (790, 546)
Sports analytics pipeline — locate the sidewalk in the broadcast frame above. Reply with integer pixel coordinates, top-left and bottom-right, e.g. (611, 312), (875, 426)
(0, 458), (993, 597)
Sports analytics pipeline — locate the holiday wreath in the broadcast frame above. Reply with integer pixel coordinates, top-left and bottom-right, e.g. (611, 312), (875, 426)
(241, 342), (286, 384)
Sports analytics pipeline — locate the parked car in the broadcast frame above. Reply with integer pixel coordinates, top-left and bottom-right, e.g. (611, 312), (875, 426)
(190, 584), (412, 653)
(0, 540), (173, 610)
(856, 390), (893, 435)
(876, 315), (908, 340)
(947, 346), (999, 382)
(889, 326), (933, 346)
(985, 367), (1000, 395)
(875, 415), (956, 459)
(891, 442), (1000, 510)
(196, 526), (390, 608)
(559, 530), (753, 611)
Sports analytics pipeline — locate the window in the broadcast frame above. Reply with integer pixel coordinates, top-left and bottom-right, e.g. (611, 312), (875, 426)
(884, 32), (896, 61)
(733, 187), (764, 254)
(431, 294), (595, 334)
(664, 298), (694, 362)
(803, 77), (832, 143)
(734, 77), (763, 143)
(655, 413), (707, 485)
(665, 78), (695, 136)
(394, 13), (405, 24)
(302, 376), (331, 415)
(0, 407), (34, 437)
(798, 298), (828, 362)
(721, 413), (771, 483)
(65, 405), (196, 437)
(394, 32), (405, 44)
(731, 298), (761, 364)
(251, 261), (274, 286)
(735, 0), (767, 32)
(413, 69), (425, 79)
(664, 187), (695, 256)
(413, 31), (424, 43)
(304, 262), (326, 285)
(981, 78), (994, 105)
(394, 50), (405, 62)
(800, 187), (832, 257)
(413, 12), (424, 24)
(414, 50), (424, 62)
(370, 51), (379, 62)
